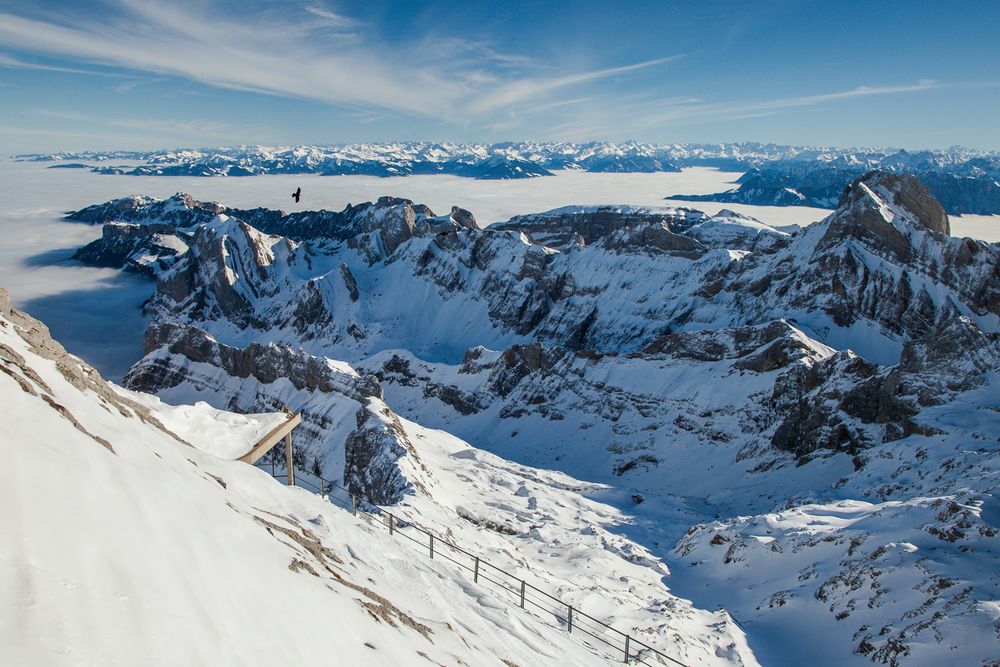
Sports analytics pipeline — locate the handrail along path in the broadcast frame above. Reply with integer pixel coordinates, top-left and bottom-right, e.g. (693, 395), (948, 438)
(256, 459), (686, 666)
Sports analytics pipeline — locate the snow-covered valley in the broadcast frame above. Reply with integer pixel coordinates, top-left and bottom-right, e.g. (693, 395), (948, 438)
(3, 158), (999, 666)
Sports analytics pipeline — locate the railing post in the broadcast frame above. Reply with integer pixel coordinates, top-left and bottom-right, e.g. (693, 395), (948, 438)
(519, 580), (526, 608)
(429, 533), (434, 559)
(567, 605), (573, 633)
(285, 433), (294, 486)
(473, 556), (480, 583)
(388, 513), (394, 535)
(624, 635), (630, 663)
(319, 479), (324, 496)
(351, 494), (357, 515)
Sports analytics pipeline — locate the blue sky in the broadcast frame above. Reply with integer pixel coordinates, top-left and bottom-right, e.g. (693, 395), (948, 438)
(1, 0), (998, 152)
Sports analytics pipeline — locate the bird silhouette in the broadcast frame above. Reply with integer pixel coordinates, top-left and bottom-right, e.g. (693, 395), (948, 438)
(292, 187), (301, 203)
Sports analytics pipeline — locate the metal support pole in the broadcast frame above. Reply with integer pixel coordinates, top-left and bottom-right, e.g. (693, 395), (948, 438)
(388, 514), (394, 535)
(284, 432), (294, 486)
(624, 635), (630, 663)
(429, 534), (434, 559)
(474, 556), (480, 583)
(319, 479), (324, 496)
(567, 605), (573, 633)
(351, 494), (357, 515)
(519, 580), (526, 608)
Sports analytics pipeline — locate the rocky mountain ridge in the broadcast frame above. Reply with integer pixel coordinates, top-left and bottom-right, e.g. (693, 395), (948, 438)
(59, 170), (1000, 664)
(68, 173), (999, 368)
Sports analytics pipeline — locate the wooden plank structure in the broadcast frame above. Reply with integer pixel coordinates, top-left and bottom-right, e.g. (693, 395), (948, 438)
(238, 411), (301, 485)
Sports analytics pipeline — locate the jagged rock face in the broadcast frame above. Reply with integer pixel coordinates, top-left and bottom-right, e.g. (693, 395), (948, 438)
(603, 222), (706, 257)
(149, 216), (293, 329)
(73, 222), (190, 275)
(357, 320), (845, 485)
(769, 317), (1000, 459)
(128, 322), (382, 401)
(836, 171), (949, 236)
(644, 320), (829, 371)
(68, 193), (225, 227)
(123, 321), (389, 483)
(107, 172), (997, 370)
(373, 355), (481, 415)
(355, 197), (417, 257)
(449, 206), (479, 230)
(807, 173), (999, 325)
(344, 399), (422, 504)
(687, 172), (1000, 363)
(67, 192), (439, 243)
(493, 206), (708, 249)
(124, 322), (426, 503)
(339, 263), (360, 301)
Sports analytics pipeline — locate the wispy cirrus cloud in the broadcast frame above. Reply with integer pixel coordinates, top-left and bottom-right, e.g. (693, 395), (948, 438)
(533, 80), (953, 140)
(303, 5), (359, 29)
(0, 0), (675, 127)
(467, 56), (683, 116)
(0, 1), (974, 147)
(629, 80), (947, 131)
(0, 52), (125, 77)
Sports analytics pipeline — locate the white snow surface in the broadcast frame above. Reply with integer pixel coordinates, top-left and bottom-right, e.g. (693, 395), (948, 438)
(0, 299), (642, 667)
(120, 348), (761, 665)
(114, 387), (289, 459)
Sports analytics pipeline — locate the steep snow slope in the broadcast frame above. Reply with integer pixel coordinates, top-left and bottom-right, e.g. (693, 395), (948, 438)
(121, 323), (760, 665)
(0, 289), (633, 667)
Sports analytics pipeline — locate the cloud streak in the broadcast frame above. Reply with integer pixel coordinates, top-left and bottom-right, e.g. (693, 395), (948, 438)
(467, 56), (683, 116)
(619, 81), (950, 134)
(0, 52), (124, 77)
(0, 1), (674, 128)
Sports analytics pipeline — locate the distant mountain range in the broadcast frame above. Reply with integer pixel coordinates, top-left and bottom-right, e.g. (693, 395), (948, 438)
(675, 157), (1000, 215)
(19, 141), (1000, 213)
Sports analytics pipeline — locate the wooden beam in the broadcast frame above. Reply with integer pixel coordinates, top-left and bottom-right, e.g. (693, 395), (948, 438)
(238, 412), (301, 465)
(285, 432), (294, 486)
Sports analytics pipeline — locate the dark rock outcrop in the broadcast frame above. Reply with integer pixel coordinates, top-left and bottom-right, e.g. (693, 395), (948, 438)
(128, 322), (382, 402)
(645, 320), (822, 373)
(450, 206), (479, 230)
(339, 263), (360, 301)
(344, 399), (420, 504)
(494, 206), (707, 249)
(769, 317), (999, 459)
(73, 222), (189, 276)
(837, 171), (949, 235)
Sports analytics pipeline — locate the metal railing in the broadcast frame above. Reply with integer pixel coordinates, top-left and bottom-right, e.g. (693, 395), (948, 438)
(255, 461), (685, 666)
